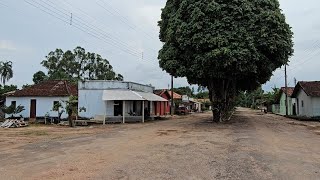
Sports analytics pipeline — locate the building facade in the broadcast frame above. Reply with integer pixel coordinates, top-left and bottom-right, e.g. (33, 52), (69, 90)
(5, 80), (77, 119)
(292, 81), (320, 118)
(78, 81), (168, 123)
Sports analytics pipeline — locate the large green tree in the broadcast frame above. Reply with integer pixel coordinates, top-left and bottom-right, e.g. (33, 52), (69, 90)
(33, 71), (48, 84)
(0, 61), (13, 85)
(158, 0), (293, 121)
(0, 84), (17, 95)
(173, 86), (194, 97)
(39, 47), (123, 82)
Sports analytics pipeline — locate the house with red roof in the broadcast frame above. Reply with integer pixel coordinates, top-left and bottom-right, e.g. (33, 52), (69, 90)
(291, 81), (320, 118)
(273, 87), (295, 115)
(5, 80), (77, 119)
(154, 89), (182, 115)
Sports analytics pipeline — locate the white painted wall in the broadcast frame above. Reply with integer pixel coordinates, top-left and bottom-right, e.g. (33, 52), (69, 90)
(79, 81), (154, 93)
(5, 96), (69, 118)
(78, 81), (154, 119)
(78, 89), (145, 118)
(311, 97), (320, 117)
(78, 90), (108, 118)
(296, 90), (312, 117)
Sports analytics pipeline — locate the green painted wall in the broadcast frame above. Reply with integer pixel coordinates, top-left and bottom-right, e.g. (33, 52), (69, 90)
(279, 93), (294, 115)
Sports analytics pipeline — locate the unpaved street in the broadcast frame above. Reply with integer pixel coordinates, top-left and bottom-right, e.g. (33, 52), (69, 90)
(1, 108), (320, 180)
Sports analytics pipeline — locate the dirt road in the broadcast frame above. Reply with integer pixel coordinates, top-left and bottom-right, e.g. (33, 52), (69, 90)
(1, 108), (320, 180)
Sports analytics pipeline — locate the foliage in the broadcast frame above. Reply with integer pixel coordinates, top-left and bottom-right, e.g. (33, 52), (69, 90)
(0, 61), (13, 85)
(33, 71), (48, 84)
(237, 87), (280, 109)
(40, 47), (123, 82)
(52, 101), (64, 121)
(173, 86), (194, 97)
(22, 84), (32, 89)
(158, 0), (293, 122)
(79, 106), (86, 112)
(0, 84), (17, 95)
(1, 104), (25, 117)
(194, 91), (209, 99)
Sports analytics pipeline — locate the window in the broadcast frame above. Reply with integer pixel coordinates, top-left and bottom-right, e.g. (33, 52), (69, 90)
(301, 100), (304, 108)
(53, 101), (60, 111)
(11, 101), (16, 109)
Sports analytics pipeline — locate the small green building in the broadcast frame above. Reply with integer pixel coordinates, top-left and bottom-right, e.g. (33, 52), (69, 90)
(273, 87), (295, 115)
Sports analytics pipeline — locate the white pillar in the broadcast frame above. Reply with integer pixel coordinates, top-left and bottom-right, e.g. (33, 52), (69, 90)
(122, 101), (125, 124)
(103, 101), (106, 125)
(142, 101), (145, 123)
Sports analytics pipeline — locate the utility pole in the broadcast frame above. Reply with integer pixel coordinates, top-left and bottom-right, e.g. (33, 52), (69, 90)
(171, 75), (174, 116)
(70, 13), (73, 25)
(285, 64), (288, 116)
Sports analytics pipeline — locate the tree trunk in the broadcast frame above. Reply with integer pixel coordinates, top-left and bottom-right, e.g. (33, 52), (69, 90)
(68, 116), (75, 127)
(67, 108), (75, 127)
(208, 79), (232, 122)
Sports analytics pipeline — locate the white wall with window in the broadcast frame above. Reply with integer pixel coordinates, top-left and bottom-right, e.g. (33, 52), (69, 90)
(5, 96), (69, 118)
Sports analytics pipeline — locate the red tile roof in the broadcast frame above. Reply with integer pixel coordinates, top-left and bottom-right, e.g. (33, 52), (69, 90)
(292, 81), (320, 97)
(154, 89), (182, 99)
(280, 87), (294, 97)
(9, 80), (78, 97)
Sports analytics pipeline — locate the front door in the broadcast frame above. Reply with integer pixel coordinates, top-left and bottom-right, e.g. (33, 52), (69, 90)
(30, 99), (36, 118)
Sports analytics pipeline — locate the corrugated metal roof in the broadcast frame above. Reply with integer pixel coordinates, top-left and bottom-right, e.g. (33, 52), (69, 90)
(102, 90), (144, 101)
(135, 91), (168, 102)
(102, 89), (167, 101)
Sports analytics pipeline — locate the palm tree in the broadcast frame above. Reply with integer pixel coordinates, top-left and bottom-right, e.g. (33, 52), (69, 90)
(0, 61), (13, 85)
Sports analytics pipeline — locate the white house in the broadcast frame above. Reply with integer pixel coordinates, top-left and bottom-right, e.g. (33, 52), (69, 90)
(78, 80), (168, 123)
(182, 95), (202, 112)
(291, 81), (320, 118)
(5, 80), (77, 119)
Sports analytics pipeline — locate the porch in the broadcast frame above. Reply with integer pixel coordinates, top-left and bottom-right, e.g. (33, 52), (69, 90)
(102, 89), (168, 124)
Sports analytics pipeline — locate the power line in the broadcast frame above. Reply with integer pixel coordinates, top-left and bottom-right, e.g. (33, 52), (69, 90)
(95, 0), (159, 44)
(24, 0), (156, 61)
(44, 0), (158, 60)
(35, 0), (146, 58)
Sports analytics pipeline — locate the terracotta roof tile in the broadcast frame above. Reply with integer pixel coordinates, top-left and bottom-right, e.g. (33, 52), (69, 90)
(9, 80), (78, 97)
(280, 87), (294, 97)
(154, 89), (182, 99)
(292, 81), (320, 97)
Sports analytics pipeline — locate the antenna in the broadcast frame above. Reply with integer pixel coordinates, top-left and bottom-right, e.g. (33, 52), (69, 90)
(70, 13), (73, 25)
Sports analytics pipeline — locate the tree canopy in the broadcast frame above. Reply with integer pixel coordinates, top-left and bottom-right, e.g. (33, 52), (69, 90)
(39, 46), (123, 82)
(158, 0), (293, 121)
(33, 71), (48, 84)
(173, 86), (194, 97)
(0, 84), (17, 95)
(0, 61), (13, 85)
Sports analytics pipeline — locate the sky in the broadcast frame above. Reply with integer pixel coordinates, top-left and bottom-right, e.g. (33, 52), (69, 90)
(0, 0), (319, 92)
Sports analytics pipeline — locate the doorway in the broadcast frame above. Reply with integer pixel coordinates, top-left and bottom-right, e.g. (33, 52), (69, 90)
(114, 101), (123, 116)
(30, 99), (36, 118)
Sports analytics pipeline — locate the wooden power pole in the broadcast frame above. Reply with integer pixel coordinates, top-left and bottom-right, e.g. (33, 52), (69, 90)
(285, 64), (288, 116)
(171, 75), (174, 116)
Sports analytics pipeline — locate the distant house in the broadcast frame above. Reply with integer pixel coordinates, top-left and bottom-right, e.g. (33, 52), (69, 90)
(273, 87), (295, 115)
(5, 80), (77, 119)
(78, 81), (168, 123)
(154, 89), (182, 114)
(182, 95), (202, 112)
(291, 81), (320, 118)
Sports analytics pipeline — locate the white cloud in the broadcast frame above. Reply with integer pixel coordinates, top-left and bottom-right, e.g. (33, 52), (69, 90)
(0, 40), (17, 51)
